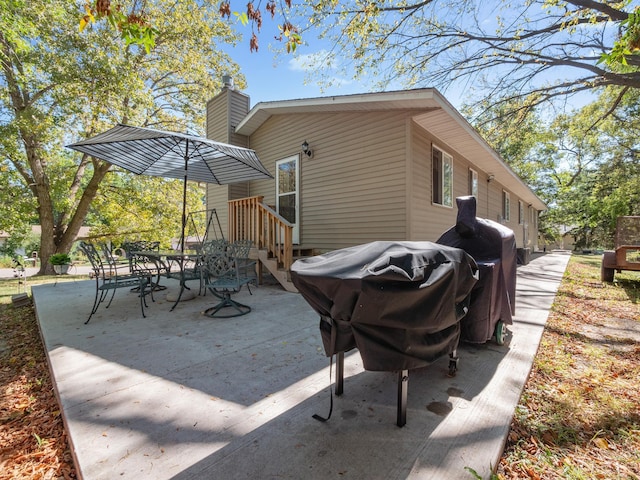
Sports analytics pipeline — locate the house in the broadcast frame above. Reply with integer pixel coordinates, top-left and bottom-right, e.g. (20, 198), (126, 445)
(204, 78), (546, 291)
(1, 225), (92, 260)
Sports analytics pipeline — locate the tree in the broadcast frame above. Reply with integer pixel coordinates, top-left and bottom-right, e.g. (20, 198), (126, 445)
(297, 0), (640, 123)
(80, 0), (159, 53)
(552, 88), (640, 248)
(0, 147), (38, 246)
(1, 0), (243, 274)
(78, 1), (640, 121)
(463, 99), (555, 194)
(80, 0), (302, 53)
(473, 85), (640, 249)
(298, 0), (640, 247)
(62, 0), (640, 252)
(465, 78), (640, 249)
(86, 174), (205, 249)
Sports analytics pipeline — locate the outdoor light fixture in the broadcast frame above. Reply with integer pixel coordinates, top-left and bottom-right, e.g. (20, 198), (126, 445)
(487, 174), (495, 183)
(301, 140), (313, 158)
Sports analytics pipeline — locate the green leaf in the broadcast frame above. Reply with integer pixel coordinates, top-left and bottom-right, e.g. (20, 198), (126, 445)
(234, 12), (249, 26)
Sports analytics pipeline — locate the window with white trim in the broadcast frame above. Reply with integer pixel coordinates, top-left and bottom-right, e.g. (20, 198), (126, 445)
(518, 200), (524, 224)
(432, 146), (453, 207)
(530, 205), (536, 226)
(468, 168), (478, 197)
(502, 191), (511, 222)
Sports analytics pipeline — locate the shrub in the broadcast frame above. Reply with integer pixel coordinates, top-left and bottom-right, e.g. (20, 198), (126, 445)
(49, 253), (71, 265)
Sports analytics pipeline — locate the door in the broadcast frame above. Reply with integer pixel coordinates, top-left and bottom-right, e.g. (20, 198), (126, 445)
(276, 155), (300, 244)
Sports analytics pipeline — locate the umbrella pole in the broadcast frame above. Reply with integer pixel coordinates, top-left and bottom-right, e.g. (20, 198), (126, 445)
(180, 141), (189, 253)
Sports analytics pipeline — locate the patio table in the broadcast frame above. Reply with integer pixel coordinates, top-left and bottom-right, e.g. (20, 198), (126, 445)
(131, 250), (203, 310)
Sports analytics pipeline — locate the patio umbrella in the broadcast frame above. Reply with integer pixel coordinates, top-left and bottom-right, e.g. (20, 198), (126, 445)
(67, 123), (273, 251)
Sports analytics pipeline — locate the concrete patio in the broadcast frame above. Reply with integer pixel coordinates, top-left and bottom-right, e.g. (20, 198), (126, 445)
(31, 251), (570, 479)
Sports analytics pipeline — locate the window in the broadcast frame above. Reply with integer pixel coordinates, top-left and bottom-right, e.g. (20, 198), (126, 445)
(530, 205), (536, 226)
(518, 200), (524, 225)
(432, 146), (453, 207)
(468, 168), (478, 197)
(502, 191), (511, 222)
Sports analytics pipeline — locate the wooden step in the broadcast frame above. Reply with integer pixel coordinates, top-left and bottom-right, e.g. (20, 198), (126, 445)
(257, 250), (298, 293)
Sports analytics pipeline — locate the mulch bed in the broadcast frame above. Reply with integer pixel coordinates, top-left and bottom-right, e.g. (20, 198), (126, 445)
(0, 302), (76, 480)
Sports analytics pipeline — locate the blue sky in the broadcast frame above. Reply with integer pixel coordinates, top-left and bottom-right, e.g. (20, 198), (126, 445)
(223, 41), (475, 112)
(219, 8), (601, 114)
(223, 41), (377, 107)
(218, 13), (432, 109)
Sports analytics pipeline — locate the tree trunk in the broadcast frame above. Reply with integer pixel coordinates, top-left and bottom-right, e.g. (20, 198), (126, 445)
(32, 150), (112, 275)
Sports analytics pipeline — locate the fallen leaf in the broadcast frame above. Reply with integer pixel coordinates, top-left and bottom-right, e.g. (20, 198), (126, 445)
(592, 437), (609, 449)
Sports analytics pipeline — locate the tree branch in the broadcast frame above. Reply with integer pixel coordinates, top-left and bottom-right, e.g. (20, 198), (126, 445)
(566, 0), (629, 21)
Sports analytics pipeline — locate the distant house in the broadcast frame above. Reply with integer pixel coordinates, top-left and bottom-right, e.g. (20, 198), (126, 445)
(541, 224), (577, 252)
(204, 80), (546, 291)
(0, 225), (91, 260)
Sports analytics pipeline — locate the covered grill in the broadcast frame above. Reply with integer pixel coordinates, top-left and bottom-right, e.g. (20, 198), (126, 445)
(437, 196), (517, 344)
(291, 241), (478, 426)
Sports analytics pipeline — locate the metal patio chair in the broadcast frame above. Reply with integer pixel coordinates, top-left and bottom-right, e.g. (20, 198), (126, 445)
(121, 240), (166, 292)
(198, 239), (230, 297)
(80, 241), (155, 324)
(161, 240), (227, 309)
(203, 240), (257, 318)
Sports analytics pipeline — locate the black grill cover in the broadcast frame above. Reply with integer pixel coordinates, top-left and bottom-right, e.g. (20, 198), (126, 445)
(290, 241), (478, 371)
(436, 196), (517, 343)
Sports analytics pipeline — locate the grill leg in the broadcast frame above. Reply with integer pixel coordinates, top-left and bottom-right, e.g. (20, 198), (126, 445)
(448, 350), (459, 377)
(336, 351), (344, 396)
(397, 370), (409, 427)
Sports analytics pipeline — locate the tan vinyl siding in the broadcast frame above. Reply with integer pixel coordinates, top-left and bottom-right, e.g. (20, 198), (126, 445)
(228, 91), (250, 147)
(530, 207), (539, 249)
(486, 182), (526, 246)
(206, 93), (230, 142)
(205, 89), (250, 146)
(498, 181), (537, 248)
(245, 110), (410, 249)
(204, 90), (541, 251)
(409, 125), (460, 241)
(487, 184), (503, 223)
(229, 182), (249, 200)
(409, 127), (435, 240)
(204, 176), (249, 241)
(206, 184), (230, 238)
(205, 88), (252, 238)
(408, 122), (534, 245)
(477, 173), (491, 218)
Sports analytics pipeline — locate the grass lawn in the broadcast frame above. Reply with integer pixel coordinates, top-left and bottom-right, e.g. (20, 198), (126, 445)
(0, 256), (638, 479)
(497, 255), (640, 479)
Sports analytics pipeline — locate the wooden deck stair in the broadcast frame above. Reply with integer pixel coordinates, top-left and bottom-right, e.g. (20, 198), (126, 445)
(255, 247), (315, 293)
(257, 248), (297, 292)
(229, 196), (311, 293)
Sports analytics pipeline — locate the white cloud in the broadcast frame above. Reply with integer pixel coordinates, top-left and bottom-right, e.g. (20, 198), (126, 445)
(287, 49), (353, 89)
(288, 49), (338, 72)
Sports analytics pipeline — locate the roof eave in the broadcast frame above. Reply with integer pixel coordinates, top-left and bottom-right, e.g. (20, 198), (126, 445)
(235, 89), (441, 136)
